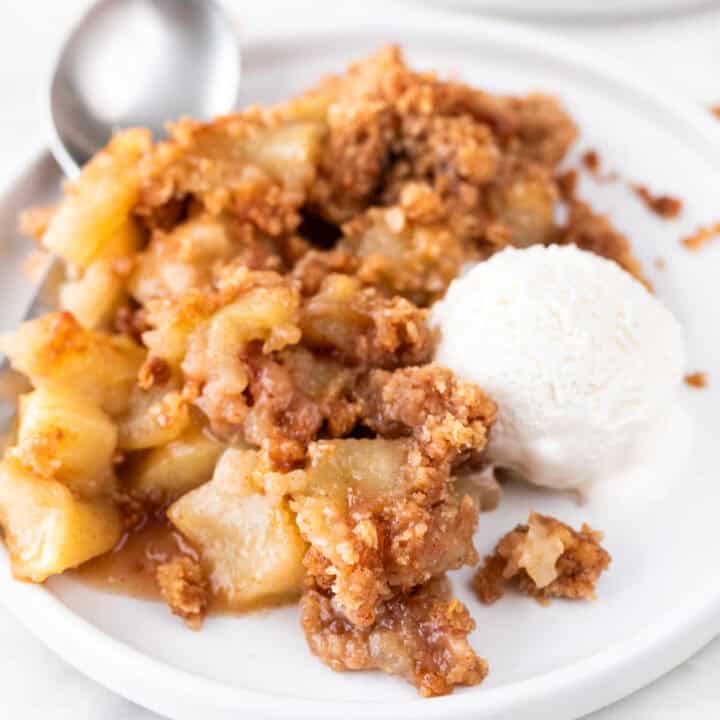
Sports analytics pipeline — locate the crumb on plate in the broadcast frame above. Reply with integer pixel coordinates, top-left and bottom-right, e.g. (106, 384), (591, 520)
(682, 222), (720, 251)
(473, 512), (611, 605)
(631, 184), (683, 220)
(156, 554), (209, 629)
(581, 149), (600, 173)
(579, 148), (618, 183)
(684, 372), (707, 389)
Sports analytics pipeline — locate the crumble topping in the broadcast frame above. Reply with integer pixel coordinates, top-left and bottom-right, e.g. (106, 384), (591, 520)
(301, 575), (487, 697)
(473, 513), (611, 604)
(293, 364), (496, 630)
(684, 372), (707, 389)
(156, 554), (210, 629)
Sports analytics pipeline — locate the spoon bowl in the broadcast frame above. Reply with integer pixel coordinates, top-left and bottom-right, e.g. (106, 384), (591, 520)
(49, 0), (241, 177)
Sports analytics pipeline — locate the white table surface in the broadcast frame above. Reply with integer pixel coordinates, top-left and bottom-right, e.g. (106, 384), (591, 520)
(1, 1), (719, 718)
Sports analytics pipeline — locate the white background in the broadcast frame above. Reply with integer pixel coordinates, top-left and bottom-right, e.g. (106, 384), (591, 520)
(1, 1), (720, 718)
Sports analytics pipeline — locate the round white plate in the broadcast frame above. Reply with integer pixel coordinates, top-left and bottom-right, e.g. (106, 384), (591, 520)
(2, 4), (720, 719)
(417, 0), (717, 21)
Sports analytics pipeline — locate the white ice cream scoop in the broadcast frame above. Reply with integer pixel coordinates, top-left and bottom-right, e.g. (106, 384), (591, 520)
(433, 244), (685, 494)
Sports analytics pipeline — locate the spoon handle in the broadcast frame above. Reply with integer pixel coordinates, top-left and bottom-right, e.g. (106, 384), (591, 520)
(0, 254), (64, 431)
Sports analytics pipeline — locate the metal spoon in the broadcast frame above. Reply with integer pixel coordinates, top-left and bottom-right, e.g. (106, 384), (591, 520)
(50, 0), (241, 178)
(1, 0), (241, 421)
(2, 0), (240, 426)
(12, 0), (241, 330)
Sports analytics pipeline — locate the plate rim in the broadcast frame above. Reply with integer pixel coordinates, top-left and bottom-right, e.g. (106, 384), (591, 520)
(2, 5), (720, 719)
(418, 0), (718, 22)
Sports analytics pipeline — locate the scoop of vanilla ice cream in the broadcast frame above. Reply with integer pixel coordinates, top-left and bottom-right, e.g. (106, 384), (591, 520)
(433, 244), (685, 492)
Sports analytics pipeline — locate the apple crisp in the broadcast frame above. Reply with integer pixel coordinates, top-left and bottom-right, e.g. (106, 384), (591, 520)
(473, 513), (611, 605)
(0, 46), (625, 696)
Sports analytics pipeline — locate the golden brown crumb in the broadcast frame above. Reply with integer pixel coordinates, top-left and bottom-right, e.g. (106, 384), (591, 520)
(156, 554), (209, 629)
(301, 575), (487, 697)
(472, 552), (507, 605)
(18, 204), (56, 241)
(358, 364), (497, 465)
(684, 371), (707, 389)
(578, 148), (618, 183)
(711, 105), (720, 120)
(473, 513), (611, 604)
(581, 149), (600, 173)
(136, 113), (321, 237)
(299, 44), (576, 256)
(298, 471), (480, 630)
(654, 257), (666, 271)
(631, 184), (683, 220)
(682, 222), (720, 251)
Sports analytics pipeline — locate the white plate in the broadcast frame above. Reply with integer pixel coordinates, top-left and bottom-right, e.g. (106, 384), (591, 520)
(417, 0), (718, 21)
(2, 4), (720, 719)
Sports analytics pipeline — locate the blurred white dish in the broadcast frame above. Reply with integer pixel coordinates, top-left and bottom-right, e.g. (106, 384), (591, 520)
(1, 4), (720, 720)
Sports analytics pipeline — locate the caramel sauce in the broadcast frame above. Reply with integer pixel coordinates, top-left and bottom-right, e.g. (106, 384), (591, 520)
(72, 518), (301, 615)
(72, 519), (191, 601)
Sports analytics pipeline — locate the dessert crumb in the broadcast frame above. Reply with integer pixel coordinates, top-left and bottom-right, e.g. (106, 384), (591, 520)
(631, 184), (683, 220)
(684, 372), (707, 389)
(654, 258), (666, 271)
(473, 513), (611, 605)
(711, 104), (720, 120)
(581, 148), (600, 173)
(682, 222), (720, 251)
(156, 554), (209, 630)
(579, 148), (618, 182)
